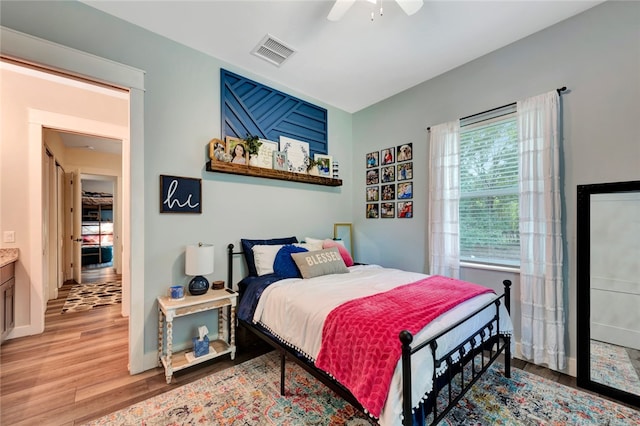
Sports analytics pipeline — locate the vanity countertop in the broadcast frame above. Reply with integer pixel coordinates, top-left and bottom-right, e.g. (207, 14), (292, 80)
(0, 248), (19, 268)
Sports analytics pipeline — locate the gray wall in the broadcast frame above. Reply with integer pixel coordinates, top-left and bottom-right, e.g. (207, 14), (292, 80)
(352, 1), (640, 369)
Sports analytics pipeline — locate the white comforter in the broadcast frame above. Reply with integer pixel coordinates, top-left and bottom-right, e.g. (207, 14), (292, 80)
(253, 265), (513, 426)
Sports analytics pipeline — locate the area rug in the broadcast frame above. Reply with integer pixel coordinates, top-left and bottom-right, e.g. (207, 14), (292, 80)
(86, 351), (640, 426)
(591, 339), (640, 397)
(61, 280), (121, 313)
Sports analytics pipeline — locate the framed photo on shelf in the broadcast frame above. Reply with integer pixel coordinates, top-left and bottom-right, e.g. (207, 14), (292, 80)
(397, 201), (413, 218)
(273, 151), (288, 171)
(314, 154), (333, 178)
(208, 138), (225, 162)
(226, 136), (249, 165)
(397, 181), (413, 199)
(366, 186), (379, 202)
(381, 165), (395, 183)
(279, 136), (310, 173)
(366, 168), (379, 185)
(381, 147), (395, 165)
(256, 139), (279, 169)
(381, 184), (395, 201)
(397, 162), (413, 181)
(397, 143), (413, 162)
(366, 203), (379, 219)
(381, 202), (395, 218)
(366, 151), (379, 168)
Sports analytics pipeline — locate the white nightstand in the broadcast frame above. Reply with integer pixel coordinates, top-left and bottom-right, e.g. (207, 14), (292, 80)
(157, 288), (237, 384)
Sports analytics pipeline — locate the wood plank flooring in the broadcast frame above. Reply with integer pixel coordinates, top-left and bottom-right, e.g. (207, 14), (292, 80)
(0, 269), (635, 425)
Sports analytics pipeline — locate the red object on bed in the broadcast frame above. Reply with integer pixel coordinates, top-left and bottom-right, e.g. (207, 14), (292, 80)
(315, 275), (494, 418)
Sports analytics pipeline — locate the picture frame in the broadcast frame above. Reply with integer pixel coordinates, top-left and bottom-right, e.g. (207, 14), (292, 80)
(397, 143), (413, 162)
(381, 202), (395, 218)
(381, 165), (395, 183)
(366, 203), (379, 219)
(381, 147), (395, 165)
(397, 181), (413, 199)
(280, 136), (310, 173)
(397, 201), (413, 218)
(366, 186), (379, 202)
(257, 139), (279, 169)
(397, 162), (413, 181)
(273, 151), (288, 171)
(366, 168), (379, 185)
(366, 151), (379, 168)
(314, 154), (333, 178)
(381, 184), (395, 201)
(160, 175), (202, 214)
(208, 138), (225, 162)
(226, 136), (249, 165)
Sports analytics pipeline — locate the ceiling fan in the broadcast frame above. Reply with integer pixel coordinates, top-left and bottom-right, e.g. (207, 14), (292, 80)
(327, 0), (424, 21)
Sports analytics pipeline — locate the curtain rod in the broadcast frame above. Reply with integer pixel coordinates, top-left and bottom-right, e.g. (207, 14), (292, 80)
(426, 86), (567, 131)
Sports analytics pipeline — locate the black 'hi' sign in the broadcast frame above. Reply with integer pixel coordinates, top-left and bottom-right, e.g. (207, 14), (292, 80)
(160, 175), (202, 213)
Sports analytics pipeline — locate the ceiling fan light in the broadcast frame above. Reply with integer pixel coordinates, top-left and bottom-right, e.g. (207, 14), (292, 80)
(396, 0), (424, 16)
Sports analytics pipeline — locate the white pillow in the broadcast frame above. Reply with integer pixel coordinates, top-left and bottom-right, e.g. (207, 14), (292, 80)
(252, 244), (284, 276)
(303, 237), (326, 251)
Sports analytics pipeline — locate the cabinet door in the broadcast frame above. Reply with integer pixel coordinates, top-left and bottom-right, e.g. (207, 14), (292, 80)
(5, 278), (14, 331)
(0, 283), (6, 341)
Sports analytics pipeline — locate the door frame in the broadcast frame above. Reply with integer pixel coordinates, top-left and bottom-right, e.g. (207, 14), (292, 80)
(2, 26), (147, 374)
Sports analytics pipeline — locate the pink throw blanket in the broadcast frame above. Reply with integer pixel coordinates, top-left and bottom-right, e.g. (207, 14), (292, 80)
(315, 275), (494, 418)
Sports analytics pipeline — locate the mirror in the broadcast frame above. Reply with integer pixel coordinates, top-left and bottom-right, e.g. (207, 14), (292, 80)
(333, 223), (353, 259)
(577, 180), (640, 408)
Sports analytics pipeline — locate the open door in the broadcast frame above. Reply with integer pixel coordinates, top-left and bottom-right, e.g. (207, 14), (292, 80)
(71, 170), (82, 284)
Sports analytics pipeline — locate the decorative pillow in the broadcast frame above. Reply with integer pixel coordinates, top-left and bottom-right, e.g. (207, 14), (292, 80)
(322, 239), (355, 267)
(291, 247), (349, 279)
(241, 236), (298, 276)
(295, 241), (324, 251)
(273, 245), (308, 278)
(303, 237), (327, 250)
(252, 244), (285, 276)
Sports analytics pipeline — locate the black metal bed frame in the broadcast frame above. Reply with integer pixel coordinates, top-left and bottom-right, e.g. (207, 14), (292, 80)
(227, 243), (512, 426)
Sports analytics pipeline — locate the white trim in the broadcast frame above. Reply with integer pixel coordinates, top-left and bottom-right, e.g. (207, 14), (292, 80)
(2, 27), (146, 374)
(514, 342), (577, 377)
(460, 261), (520, 274)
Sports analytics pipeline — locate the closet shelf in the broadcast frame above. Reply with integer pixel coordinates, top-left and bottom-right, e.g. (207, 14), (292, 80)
(206, 161), (342, 187)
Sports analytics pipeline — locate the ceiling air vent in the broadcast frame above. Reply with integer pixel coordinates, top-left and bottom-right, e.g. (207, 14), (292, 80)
(251, 34), (295, 67)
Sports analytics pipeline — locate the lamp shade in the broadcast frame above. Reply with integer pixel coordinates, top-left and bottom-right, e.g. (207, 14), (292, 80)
(185, 243), (214, 276)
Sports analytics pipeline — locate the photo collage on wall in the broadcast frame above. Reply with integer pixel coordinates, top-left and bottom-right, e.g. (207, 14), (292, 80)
(366, 143), (413, 219)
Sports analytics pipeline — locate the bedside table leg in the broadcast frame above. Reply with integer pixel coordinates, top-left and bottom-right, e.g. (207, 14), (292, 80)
(165, 319), (173, 384)
(230, 305), (236, 360)
(157, 308), (163, 367)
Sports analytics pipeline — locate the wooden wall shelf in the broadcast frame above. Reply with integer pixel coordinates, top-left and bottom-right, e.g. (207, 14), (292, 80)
(206, 161), (343, 187)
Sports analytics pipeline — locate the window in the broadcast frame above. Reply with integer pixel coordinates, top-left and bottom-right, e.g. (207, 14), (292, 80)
(459, 106), (519, 265)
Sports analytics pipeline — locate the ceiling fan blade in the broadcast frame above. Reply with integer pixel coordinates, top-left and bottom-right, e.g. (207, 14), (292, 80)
(327, 0), (357, 21)
(395, 0), (423, 16)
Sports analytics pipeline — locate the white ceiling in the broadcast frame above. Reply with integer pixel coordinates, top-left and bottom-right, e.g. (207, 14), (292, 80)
(81, 0), (601, 113)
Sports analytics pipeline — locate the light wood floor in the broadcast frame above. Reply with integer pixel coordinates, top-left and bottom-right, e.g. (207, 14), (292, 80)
(1, 269), (636, 425)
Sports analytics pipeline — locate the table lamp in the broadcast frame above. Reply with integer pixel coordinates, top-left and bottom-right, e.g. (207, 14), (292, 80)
(185, 243), (214, 296)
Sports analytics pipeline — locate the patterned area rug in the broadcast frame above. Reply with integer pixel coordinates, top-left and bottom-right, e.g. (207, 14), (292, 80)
(591, 339), (640, 397)
(86, 351), (640, 426)
(61, 280), (121, 313)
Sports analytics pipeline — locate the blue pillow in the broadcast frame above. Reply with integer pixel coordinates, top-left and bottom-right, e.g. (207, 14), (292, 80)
(273, 245), (308, 278)
(241, 236), (298, 276)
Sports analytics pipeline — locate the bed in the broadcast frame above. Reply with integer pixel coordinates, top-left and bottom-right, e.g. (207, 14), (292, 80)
(227, 237), (513, 426)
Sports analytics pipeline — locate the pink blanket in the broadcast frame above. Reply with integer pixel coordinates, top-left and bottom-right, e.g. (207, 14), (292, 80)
(315, 275), (494, 418)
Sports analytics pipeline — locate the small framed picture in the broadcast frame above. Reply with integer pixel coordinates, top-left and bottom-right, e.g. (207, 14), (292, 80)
(366, 151), (379, 168)
(366, 168), (379, 185)
(208, 138), (226, 162)
(397, 162), (412, 181)
(397, 201), (413, 218)
(381, 202), (395, 218)
(257, 139), (279, 169)
(273, 151), (288, 171)
(381, 184), (395, 201)
(226, 136), (249, 165)
(397, 181), (413, 199)
(397, 143), (412, 162)
(366, 203), (379, 219)
(381, 147), (395, 165)
(381, 165), (395, 183)
(366, 186), (379, 202)
(314, 154), (333, 178)
(160, 175), (201, 214)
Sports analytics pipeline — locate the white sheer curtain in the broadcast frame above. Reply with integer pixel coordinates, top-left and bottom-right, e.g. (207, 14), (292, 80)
(517, 91), (566, 371)
(428, 121), (460, 278)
